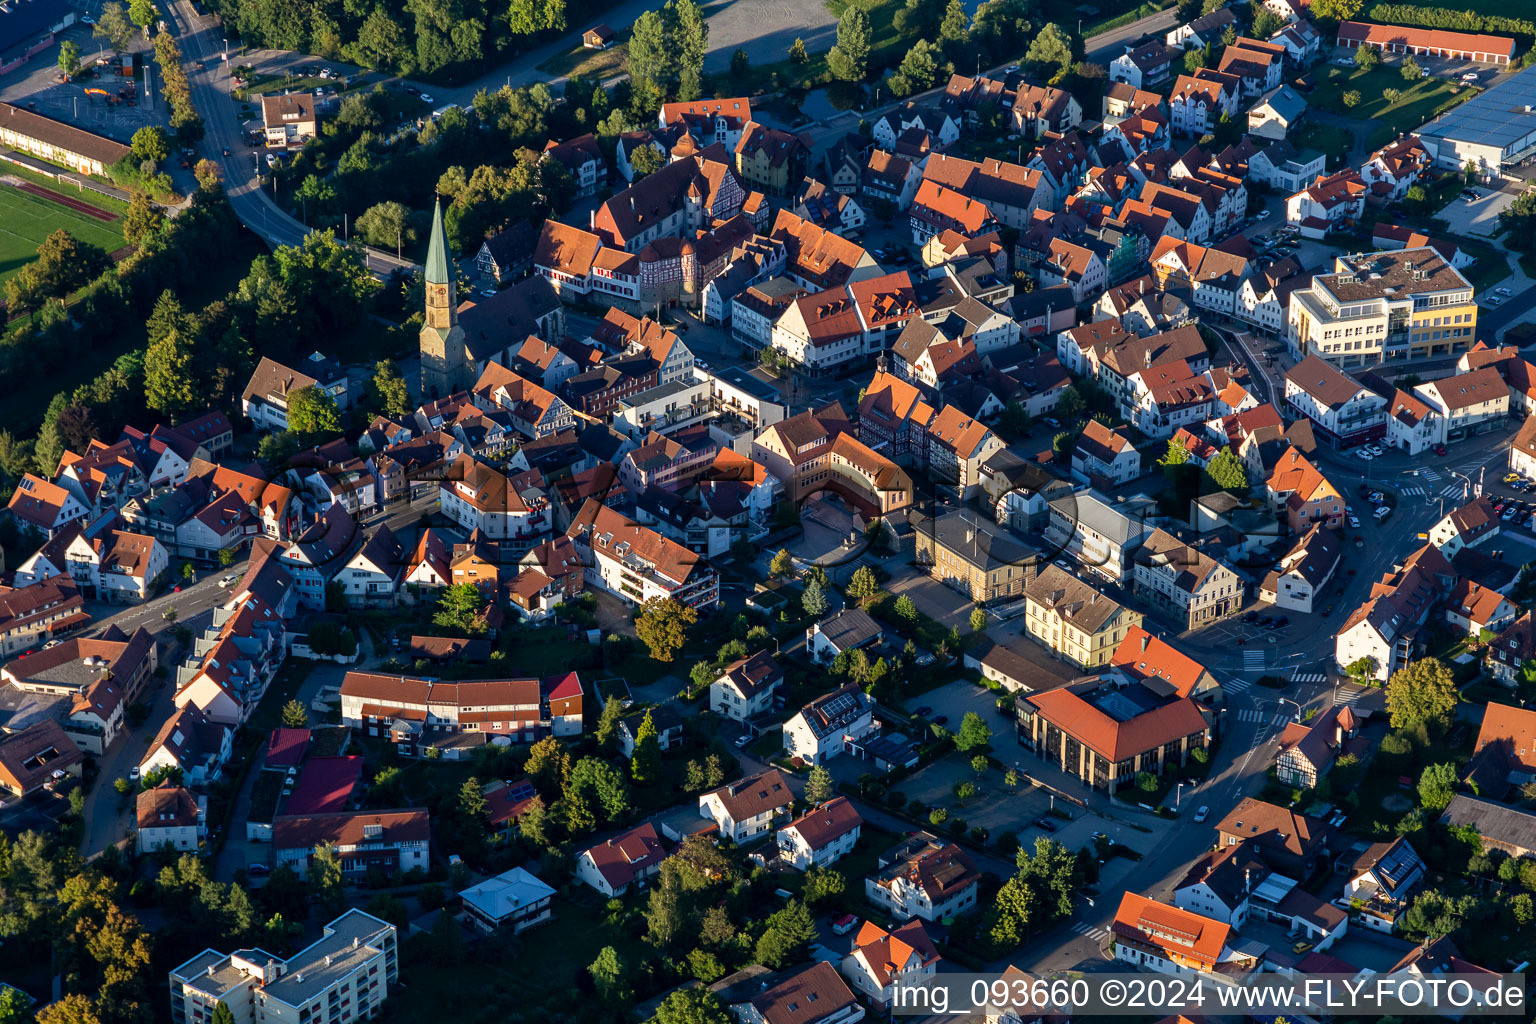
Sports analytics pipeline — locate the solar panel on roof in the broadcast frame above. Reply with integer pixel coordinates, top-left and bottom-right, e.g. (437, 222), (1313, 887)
(820, 692), (858, 720)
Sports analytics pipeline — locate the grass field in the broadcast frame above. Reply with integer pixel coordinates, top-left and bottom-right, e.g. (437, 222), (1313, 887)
(536, 33), (631, 79)
(1312, 65), (1481, 150)
(0, 183), (124, 286)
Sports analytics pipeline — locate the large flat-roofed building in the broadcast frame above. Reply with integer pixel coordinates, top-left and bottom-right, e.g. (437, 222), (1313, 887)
(169, 909), (397, 1024)
(1287, 247), (1475, 369)
(1414, 65), (1536, 178)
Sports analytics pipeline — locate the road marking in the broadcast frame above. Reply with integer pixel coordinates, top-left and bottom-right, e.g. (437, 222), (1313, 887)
(1273, 713), (1292, 726)
(1225, 677), (1252, 694)
(1070, 922), (1106, 940)
(1420, 469), (1442, 482)
(1293, 672), (1326, 684)
(1441, 484), (1465, 499)
(1243, 650), (1265, 671)
(1401, 486), (1424, 496)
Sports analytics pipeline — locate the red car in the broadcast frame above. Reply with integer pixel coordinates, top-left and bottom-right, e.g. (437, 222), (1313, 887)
(1433, 444), (1448, 456)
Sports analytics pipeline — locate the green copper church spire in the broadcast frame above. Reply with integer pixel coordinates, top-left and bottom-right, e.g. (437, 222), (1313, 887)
(426, 195), (451, 286)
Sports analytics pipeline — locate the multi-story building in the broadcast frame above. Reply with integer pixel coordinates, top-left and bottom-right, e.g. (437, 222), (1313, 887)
(274, 809), (430, 880)
(339, 672), (583, 754)
(168, 910), (397, 1024)
(1285, 169), (1367, 239)
(1071, 421), (1141, 487)
(1264, 446), (1343, 533)
(1288, 248), (1477, 369)
(840, 920), (940, 1012)
(566, 499), (719, 610)
(0, 575), (89, 656)
(1, 626), (158, 755)
(137, 784), (206, 853)
(710, 650), (783, 722)
(914, 510), (1040, 603)
(1259, 523), (1340, 614)
(751, 405), (913, 516)
(1283, 355), (1387, 449)
(770, 272), (921, 375)
(1023, 565), (1143, 670)
(1043, 490), (1155, 582)
(783, 684), (876, 765)
(1130, 528), (1243, 630)
(1111, 893), (1261, 977)
(1412, 367), (1509, 443)
(698, 769), (794, 843)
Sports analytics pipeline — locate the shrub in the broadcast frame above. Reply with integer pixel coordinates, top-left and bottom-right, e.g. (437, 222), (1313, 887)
(949, 817), (967, 835)
(1136, 772), (1159, 792)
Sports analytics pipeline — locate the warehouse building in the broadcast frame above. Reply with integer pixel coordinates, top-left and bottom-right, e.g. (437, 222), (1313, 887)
(1414, 65), (1536, 179)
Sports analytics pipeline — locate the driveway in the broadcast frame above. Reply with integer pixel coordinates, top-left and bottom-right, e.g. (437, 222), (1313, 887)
(881, 570), (974, 633)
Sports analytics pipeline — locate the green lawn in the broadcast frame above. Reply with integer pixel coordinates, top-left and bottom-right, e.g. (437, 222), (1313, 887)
(0, 182), (125, 286)
(1291, 121), (1355, 170)
(1310, 66), (1480, 151)
(1, 161), (128, 215)
(536, 32), (631, 79)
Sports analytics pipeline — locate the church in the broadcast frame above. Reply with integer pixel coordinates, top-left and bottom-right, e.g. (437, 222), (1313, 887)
(419, 198), (472, 400)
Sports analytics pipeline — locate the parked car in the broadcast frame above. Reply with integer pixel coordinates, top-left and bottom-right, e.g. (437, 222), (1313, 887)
(914, 705), (932, 716)
(1256, 209), (1271, 220)
(1461, 72), (1479, 82)
(734, 734), (752, 748)
(1354, 449), (1374, 461)
(1374, 505), (1392, 520)
(1192, 805), (1209, 823)
(1433, 444), (1448, 456)
(218, 573), (241, 588)
(1365, 445), (1383, 457)
(1348, 516), (1361, 528)
(1034, 817), (1058, 833)
(247, 864), (270, 877)
(830, 914), (859, 935)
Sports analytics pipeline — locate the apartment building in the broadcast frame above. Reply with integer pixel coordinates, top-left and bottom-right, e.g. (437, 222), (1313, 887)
(339, 672), (584, 754)
(865, 835), (980, 922)
(914, 510), (1040, 603)
(710, 650), (783, 722)
(1283, 355), (1388, 449)
(777, 796), (864, 870)
(698, 769), (794, 843)
(1413, 367), (1509, 443)
(1022, 565), (1144, 670)
(1288, 249), (1476, 369)
(1043, 490), (1155, 582)
(566, 499), (719, 610)
(169, 910), (397, 1024)
(1130, 528), (1243, 630)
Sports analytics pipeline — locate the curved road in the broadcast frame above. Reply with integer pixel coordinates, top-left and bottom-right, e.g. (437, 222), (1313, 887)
(164, 0), (418, 277)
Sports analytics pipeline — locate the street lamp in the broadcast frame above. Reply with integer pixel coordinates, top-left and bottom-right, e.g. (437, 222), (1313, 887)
(1174, 780), (1187, 808)
(1278, 696), (1304, 722)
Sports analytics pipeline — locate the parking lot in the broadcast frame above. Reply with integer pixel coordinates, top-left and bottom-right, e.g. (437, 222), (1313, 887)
(881, 569), (976, 633)
(1436, 185), (1513, 241)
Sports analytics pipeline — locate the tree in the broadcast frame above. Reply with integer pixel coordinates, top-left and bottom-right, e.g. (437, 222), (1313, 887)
(1057, 384), (1085, 419)
(893, 594), (919, 624)
(635, 597), (698, 662)
(1250, 6), (1284, 38)
(673, 0), (709, 101)
(1354, 42), (1381, 70)
(590, 945), (630, 1004)
(94, 1), (135, 51)
(364, 360), (411, 419)
(1385, 658), (1457, 732)
(459, 776), (489, 837)
(280, 700), (308, 728)
(525, 736), (570, 798)
(356, 201), (414, 252)
(1309, 0), (1361, 23)
(1418, 762), (1458, 811)
(294, 175), (336, 223)
(627, 10), (671, 94)
(970, 606), (987, 632)
(1401, 56), (1421, 81)
(1025, 23), (1073, 80)
(755, 900), (816, 968)
(805, 765), (834, 805)
(144, 316), (197, 417)
(122, 192), (163, 245)
(131, 125), (171, 167)
(890, 39), (940, 96)
(1342, 89), (1362, 109)
(1184, 48), (1207, 73)
(284, 385), (342, 436)
(827, 4), (871, 82)
(631, 710), (663, 785)
(649, 987), (732, 1024)
(595, 698), (624, 748)
(769, 548), (794, 578)
(846, 565), (879, 603)
(310, 842), (345, 911)
(789, 37), (809, 64)
(128, 0), (156, 32)
(1345, 656), (1377, 683)
(802, 578), (829, 617)
(730, 47), (750, 79)
(58, 39), (81, 77)
(433, 583), (488, 634)
(954, 711), (993, 751)
(939, 0), (968, 45)
(31, 228), (108, 299)
(1204, 447), (1249, 492)
(569, 756), (630, 824)
(803, 866), (846, 906)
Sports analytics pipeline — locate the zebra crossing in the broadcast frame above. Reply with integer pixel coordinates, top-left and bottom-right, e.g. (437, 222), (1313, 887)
(1291, 671), (1327, 685)
(1336, 686), (1367, 707)
(1070, 921), (1107, 942)
(1235, 709), (1293, 726)
(1420, 469), (1442, 483)
(1400, 486), (1425, 497)
(1440, 484), (1466, 499)
(1243, 649), (1265, 672)
(1225, 676), (1253, 694)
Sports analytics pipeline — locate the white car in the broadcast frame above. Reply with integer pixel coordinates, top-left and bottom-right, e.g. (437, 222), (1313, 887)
(1354, 449), (1374, 461)
(1498, 287), (1513, 296)
(420, 93), (435, 104)
(1374, 505), (1392, 520)
(1348, 516), (1361, 529)
(1461, 72), (1479, 82)
(1365, 445), (1384, 457)
(218, 573), (241, 588)
(81, 14), (94, 23)
(265, 153), (278, 167)
(734, 734), (751, 748)
(1192, 805), (1209, 823)
(1489, 296), (1505, 306)
(1256, 210), (1271, 220)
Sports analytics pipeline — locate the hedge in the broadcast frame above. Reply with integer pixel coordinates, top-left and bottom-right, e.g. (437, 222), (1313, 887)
(1365, 5), (1535, 38)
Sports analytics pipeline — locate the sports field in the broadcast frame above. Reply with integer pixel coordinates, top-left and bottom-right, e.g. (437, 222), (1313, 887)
(0, 181), (125, 286)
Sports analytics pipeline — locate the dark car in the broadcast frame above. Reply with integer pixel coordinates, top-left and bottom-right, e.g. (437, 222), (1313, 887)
(933, 715), (948, 725)
(1243, 611), (1259, 623)
(1275, 616), (1290, 628)
(1034, 817), (1058, 833)
(914, 705), (932, 716)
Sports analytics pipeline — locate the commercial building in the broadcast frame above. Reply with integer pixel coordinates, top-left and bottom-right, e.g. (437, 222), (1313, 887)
(1415, 65), (1536, 178)
(913, 510), (1040, 603)
(1023, 566), (1144, 670)
(169, 909), (397, 1024)
(1287, 248), (1476, 369)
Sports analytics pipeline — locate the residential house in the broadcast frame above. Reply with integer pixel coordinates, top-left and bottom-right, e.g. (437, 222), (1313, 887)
(273, 809), (431, 879)
(1283, 356), (1388, 449)
(458, 866), (557, 935)
(734, 121), (811, 198)
(241, 353), (350, 432)
(909, 180), (999, 247)
(1111, 41), (1176, 89)
(1215, 797), (1334, 876)
(1071, 420), (1141, 487)
(1111, 892), (1260, 977)
(783, 684), (876, 766)
(1169, 70), (1241, 138)
(1248, 85), (1306, 139)
(566, 500), (719, 610)
(541, 134), (605, 196)
(711, 650), (783, 723)
(575, 823), (665, 896)
(1343, 837), (1427, 933)
(1043, 489), (1155, 582)
(137, 785), (206, 852)
(474, 220), (537, 284)
(7, 474), (89, 537)
(777, 796), (863, 870)
(261, 93), (317, 149)
(0, 720), (82, 796)
(1275, 704), (1365, 788)
(804, 609), (884, 665)
(1264, 446), (1343, 532)
(865, 835), (980, 922)
(1361, 137), (1432, 200)
(1259, 523), (1341, 613)
(927, 407), (1004, 499)
(1413, 368), (1508, 443)
(139, 704), (235, 787)
(0, 575), (88, 656)
(1285, 170), (1367, 239)
(861, 149), (923, 212)
(337, 524), (403, 608)
(1428, 497), (1498, 560)
(1011, 83), (1082, 139)
(1166, 7), (1237, 50)
(841, 920), (940, 1012)
(742, 962), (865, 1024)
(698, 769), (794, 843)
(1445, 578), (1517, 638)
(914, 509), (1039, 603)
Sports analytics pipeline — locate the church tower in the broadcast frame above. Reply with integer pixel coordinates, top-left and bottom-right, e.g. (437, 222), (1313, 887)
(419, 197), (469, 400)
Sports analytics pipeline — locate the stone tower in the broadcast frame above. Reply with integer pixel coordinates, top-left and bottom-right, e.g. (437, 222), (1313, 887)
(419, 197), (469, 400)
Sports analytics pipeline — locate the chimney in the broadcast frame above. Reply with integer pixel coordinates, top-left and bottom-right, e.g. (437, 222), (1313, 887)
(1141, 634), (1150, 652)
